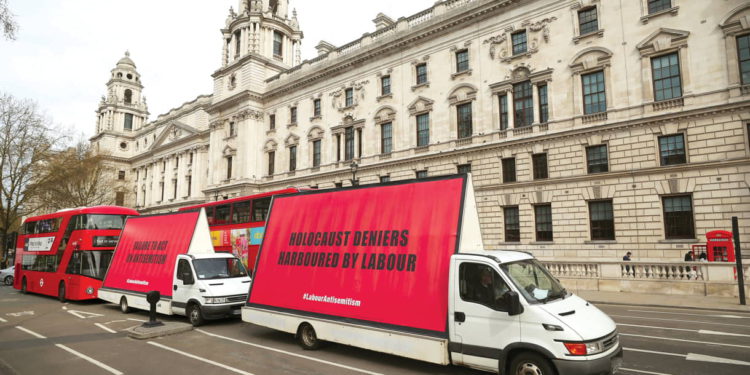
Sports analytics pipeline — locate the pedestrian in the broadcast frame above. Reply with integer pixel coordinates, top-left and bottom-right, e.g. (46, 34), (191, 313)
(622, 252), (632, 276)
(683, 250), (694, 279)
(698, 251), (707, 261)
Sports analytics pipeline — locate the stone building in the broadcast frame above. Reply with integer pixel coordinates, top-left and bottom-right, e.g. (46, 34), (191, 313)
(90, 0), (750, 261)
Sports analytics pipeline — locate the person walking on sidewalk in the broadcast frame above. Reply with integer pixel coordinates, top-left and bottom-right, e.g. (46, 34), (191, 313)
(622, 252), (632, 276)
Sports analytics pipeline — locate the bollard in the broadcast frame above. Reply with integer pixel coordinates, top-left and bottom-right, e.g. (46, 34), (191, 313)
(142, 290), (164, 328)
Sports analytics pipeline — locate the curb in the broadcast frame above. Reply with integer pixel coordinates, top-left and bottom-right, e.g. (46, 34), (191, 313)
(587, 300), (750, 314)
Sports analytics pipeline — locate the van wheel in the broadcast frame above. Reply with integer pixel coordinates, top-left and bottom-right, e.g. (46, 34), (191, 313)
(509, 352), (556, 375)
(120, 297), (131, 314)
(297, 323), (321, 350)
(187, 303), (204, 327)
(58, 283), (66, 303)
(21, 278), (27, 294)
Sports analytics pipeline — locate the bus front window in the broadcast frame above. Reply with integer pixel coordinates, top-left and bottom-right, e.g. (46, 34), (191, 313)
(81, 215), (127, 230)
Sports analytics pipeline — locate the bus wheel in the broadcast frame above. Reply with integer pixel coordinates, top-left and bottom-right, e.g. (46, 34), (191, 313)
(187, 303), (204, 327)
(119, 297), (131, 314)
(21, 278), (27, 294)
(297, 323), (321, 350)
(3, 275), (12, 286)
(58, 282), (66, 303)
(509, 351), (556, 375)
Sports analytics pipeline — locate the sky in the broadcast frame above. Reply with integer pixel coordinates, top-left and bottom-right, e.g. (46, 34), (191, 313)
(0, 0), (435, 140)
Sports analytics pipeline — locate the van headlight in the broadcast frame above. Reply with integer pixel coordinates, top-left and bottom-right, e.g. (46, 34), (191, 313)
(205, 297), (228, 304)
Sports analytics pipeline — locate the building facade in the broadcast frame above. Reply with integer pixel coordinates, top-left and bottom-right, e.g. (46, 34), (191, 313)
(90, 0), (750, 261)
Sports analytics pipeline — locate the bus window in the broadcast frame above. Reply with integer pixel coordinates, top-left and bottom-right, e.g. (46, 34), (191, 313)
(252, 198), (271, 222)
(37, 218), (62, 233)
(59, 216), (78, 251)
(205, 207), (216, 225)
(24, 221), (36, 234)
(77, 215), (127, 230)
(232, 201), (251, 224)
(215, 205), (231, 225)
(65, 251), (113, 280)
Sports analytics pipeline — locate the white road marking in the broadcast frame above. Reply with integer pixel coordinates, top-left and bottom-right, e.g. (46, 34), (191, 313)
(598, 303), (750, 315)
(623, 347), (685, 358)
(698, 329), (750, 338)
(105, 320), (127, 324)
(196, 329), (385, 375)
(67, 310), (104, 319)
(617, 323), (694, 332)
(56, 344), (123, 375)
(685, 353), (750, 366)
(610, 314), (750, 328)
(0, 317), (7, 323)
(16, 326), (47, 339)
(7, 311), (34, 317)
(618, 323), (750, 337)
(147, 341), (254, 375)
(620, 333), (750, 349)
(62, 306), (67, 310)
(619, 368), (673, 375)
(628, 309), (750, 319)
(95, 323), (117, 333)
(127, 318), (146, 322)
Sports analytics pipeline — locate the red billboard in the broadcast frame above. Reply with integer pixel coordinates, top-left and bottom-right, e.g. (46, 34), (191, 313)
(248, 176), (466, 336)
(102, 211), (200, 297)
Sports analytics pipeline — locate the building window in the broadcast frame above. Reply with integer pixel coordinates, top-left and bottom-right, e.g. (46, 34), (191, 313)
(499, 95), (508, 130)
(234, 31), (241, 56)
(456, 49), (469, 72)
(312, 140), (321, 167)
(124, 113), (133, 131)
(344, 126), (354, 161)
(289, 146), (297, 172)
(738, 34), (750, 85)
(345, 88), (354, 107)
(513, 81), (533, 127)
(189, 152), (194, 165)
(226, 156), (233, 179)
(538, 85), (548, 124)
(313, 99), (321, 117)
(512, 31), (527, 55)
(357, 128), (363, 158)
(334, 182), (343, 188)
(457, 164), (471, 174)
(651, 52), (682, 101)
(379, 175), (390, 183)
(457, 102), (472, 139)
(578, 7), (598, 35)
(172, 179), (178, 200)
(273, 31), (283, 57)
(160, 182), (165, 202)
(187, 175), (192, 196)
(648, 0), (671, 14)
(268, 151), (275, 175)
(663, 195), (694, 239)
(229, 121), (236, 136)
(416, 63), (428, 85)
(534, 204), (553, 242)
(659, 134), (686, 166)
(269, 114), (276, 130)
(586, 145), (609, 173)
(381, 76), (391, 96)
(335, 134), (341, 161)
(118, 170), (126, 180)
(115, 192), (125, 206)
(416, 113), (430, 147)
(502, 157), (516, 183)
(582, 71), (606, 114)
(532, 153), (548, 180)
(589, 200), (615, 241)
(290, 107), (297, 124)
(504, 206), (520, 242)
(124, 89), (132, 105)
(416, 170), (428, 179)
(381, 122), (392, 154)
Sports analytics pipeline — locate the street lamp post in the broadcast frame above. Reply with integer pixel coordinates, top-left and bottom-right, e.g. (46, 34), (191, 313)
(350, 161), (358, 186)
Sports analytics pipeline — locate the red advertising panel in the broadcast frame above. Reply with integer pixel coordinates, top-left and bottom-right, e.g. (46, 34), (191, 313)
(248, 176), (466, 336)
(102, 211), (199, 297)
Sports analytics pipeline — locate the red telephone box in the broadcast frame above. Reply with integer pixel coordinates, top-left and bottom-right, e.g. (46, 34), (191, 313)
(706, 230), (735, 262)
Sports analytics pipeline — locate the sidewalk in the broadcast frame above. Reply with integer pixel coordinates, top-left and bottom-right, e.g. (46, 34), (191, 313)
(575, 290), (750, 313)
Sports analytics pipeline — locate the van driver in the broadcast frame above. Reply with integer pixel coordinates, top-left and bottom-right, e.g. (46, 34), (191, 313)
(474, 267), (510, 308)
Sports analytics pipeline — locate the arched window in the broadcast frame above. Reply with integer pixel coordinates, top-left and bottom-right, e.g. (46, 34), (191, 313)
(124, 89), (132, 105)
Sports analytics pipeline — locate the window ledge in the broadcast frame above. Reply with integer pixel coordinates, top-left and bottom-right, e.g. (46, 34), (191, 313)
(340, 104), (357, 111)
(658, 239), (699, 244)
(497, 242), (522, 245)
(530, 241), (555, 245)
(584, 240), (617, 244)
(310, 115), (322, 121)
(640, 6), (679, 24)
(379, 153), (392, 160)
(310, 166), (320, 172)
(582, 111), (608, 124)
(223, 134), (237, 141)
(287, 171), (296, 177)
(415, 145), (430, 154)
(652, 97), (684, 111)
(456, 137), (473, 146)
(266, 129), (276, 135)
(573, 29), (604, 44)
(286, 122), (297, 129)
(451, 69), (473, 80)
(377, 93), (393, 101)
(411, 82), (430, 91)
(501, 50), (536, 63)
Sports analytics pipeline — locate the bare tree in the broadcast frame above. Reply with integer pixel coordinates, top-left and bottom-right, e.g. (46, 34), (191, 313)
(0, 92), (60, 262)
(0, 0), (18, 40)
(32, 138), (112, 212)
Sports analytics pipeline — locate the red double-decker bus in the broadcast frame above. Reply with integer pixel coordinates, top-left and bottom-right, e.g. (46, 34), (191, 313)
(13, 206), (139, 301)
(178, 188), (302, 272)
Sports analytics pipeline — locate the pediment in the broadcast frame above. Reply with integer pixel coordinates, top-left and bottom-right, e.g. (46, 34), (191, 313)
(284, 133), (300, 146)
(222, 145), (236, 156)
(263, 139), (278, 152)
(569, 47), (613, 73)
(307, 126), (325, 140)
(150, 121), (199, 150)
(448, 84), (478, 104)
(720, 3), (750, 35)
(373, 106), (396, 123)
(407, 96), (434, 115)
(636, 28), (689, 55)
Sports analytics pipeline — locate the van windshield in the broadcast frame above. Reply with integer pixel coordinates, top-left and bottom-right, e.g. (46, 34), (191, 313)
(193, 258), (248, 280)
(500, 259), (567, 304)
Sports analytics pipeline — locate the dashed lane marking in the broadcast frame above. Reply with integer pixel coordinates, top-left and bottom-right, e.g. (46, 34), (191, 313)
(619, 368), (673, 375)
(94, 323), (117, 334)
(16, 326), (46, 339)
(0, 317), (7, 323)
(16, 326), (123, 374)
(147, 341), (254, 375)
(196, 329), (385, 375)
(620, 333), (750, 349)
(625, 347), (750, 366)
(127, 318), (146, 322)
(624, 347), (685, 358)
(627, 309), (750, 319)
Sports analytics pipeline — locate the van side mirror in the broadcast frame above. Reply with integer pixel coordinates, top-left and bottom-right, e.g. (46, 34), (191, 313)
(182, 272), (195, 285)
(507, 291), (524, 316)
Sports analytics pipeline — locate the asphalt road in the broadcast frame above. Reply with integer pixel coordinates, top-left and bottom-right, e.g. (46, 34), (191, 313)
(1, 285), (749, 375)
